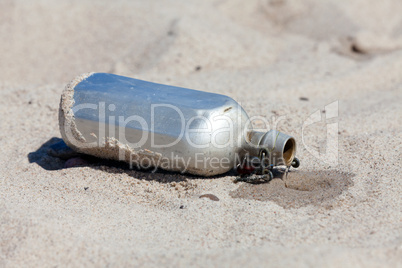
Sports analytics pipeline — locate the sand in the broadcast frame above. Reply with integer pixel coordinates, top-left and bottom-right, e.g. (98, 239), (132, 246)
(0, 0), (401, 267)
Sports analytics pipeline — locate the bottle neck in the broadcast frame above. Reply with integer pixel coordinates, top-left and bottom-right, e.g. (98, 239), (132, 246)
(242, 130), (296, 167)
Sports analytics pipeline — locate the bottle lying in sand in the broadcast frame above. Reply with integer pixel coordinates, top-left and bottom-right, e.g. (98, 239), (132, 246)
(59, 73), (299, 180)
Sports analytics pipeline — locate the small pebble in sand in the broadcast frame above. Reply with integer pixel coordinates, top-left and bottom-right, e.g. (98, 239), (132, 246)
(199, 194), (219, 201)
(64, 157), (89, 168)
(299, 97), (309, 101)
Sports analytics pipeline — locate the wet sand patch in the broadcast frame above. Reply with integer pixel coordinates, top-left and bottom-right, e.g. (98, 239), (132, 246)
(230, 170), (354, 209)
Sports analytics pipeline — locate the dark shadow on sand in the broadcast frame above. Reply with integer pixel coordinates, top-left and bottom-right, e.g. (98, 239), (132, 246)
(28, 137), (227, 183)
(28, 137), (66, 170)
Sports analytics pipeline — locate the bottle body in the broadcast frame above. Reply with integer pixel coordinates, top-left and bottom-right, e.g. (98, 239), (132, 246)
(60, 73), (253, 176)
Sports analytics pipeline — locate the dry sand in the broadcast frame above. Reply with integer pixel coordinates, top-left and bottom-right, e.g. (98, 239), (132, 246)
(0, 0), (401, 267)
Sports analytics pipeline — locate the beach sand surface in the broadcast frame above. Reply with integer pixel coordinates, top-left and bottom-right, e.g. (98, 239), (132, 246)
(0, 0), (401, 266)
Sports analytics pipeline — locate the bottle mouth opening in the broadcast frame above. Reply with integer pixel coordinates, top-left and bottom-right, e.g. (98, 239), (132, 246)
(282, 138), (296, 166)
(247, 130), (297, 167)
